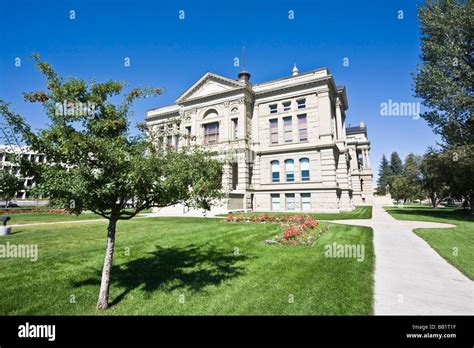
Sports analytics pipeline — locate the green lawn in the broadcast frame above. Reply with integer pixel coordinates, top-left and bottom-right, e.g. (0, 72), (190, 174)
(384, 206), (474, 279)
(1, 212), (102, 224)
(0, 217), (374, 315)
(218, 206), (372, 220)
(1, 209), (153, 225)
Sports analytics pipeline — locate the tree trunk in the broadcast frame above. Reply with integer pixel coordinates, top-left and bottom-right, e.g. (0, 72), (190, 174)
(97, 219), (117, 310)
(430, 194), (438, 208)
(470, 197), (474, 214)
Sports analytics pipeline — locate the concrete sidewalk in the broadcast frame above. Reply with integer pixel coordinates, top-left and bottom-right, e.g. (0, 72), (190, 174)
(330, 205), (473, 315)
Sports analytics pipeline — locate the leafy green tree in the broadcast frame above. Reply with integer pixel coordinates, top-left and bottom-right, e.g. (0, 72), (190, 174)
(403, 153), (424, 201)
(404, 153), (422, 180)
(388, 176), (411, 203)
(0, 55), (224, 309)
(420, 150), (451, 208)
(413, 0), (474, 147)
(389, 152), (404, 176)
(442, 145), (474, 212)
(376, 154), (392, 195)
(0, 169), (23, 205)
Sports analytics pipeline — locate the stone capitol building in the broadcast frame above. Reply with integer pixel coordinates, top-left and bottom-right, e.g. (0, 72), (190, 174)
(145, 65), (373, 213)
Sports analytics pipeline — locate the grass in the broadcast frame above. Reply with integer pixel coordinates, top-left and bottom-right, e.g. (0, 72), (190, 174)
(217, 206), (372, 220)
(0, 217), (374, 315)
(1, 209), (152, 225)
(384, 206), (474, 279)
(1, 212), (102, 224)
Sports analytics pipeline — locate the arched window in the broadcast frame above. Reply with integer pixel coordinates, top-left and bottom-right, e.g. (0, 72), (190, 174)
(203, 108), (219, 119)
(300, 158), (310, 181)
(271, 160), (280, 182)
(285, 159), (294, 182)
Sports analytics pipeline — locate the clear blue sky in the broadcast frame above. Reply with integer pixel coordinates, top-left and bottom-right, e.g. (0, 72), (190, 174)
(0, 0), (439, 183)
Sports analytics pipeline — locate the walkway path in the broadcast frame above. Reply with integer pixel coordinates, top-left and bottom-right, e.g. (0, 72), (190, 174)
(330, 204), (473, 315)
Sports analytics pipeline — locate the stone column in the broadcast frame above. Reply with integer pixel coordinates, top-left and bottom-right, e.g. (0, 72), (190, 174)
(335, 99), (344, 140)
(317, 89), (333, 142)
(366, 149), (371, 169)
(362, 148), (367, 169)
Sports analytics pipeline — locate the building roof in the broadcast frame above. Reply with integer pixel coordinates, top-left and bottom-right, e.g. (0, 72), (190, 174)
(346, 125), (366, 135)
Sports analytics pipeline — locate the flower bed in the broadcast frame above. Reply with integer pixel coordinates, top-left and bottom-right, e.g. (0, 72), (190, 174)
(224, 214), (326, 246)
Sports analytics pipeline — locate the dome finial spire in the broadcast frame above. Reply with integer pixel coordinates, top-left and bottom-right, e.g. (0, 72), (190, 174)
(292, 63), (299, 76)
(238, 46), (251, 83)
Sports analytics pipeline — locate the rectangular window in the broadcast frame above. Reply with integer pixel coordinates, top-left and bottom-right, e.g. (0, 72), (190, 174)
(249, 164), (253, 185)
(269, 104), (277, 114)
(300, 158), (310, 181)
(166, 135), (173, 146)
(204, 122), (219, 144)
(298, 114), (308, 142)
(286, 194), (295, 210)
(270, 119), (279, 145)
(271, 194), (280, 210)
(232, 163), (238, 190)
(283, 116), (292, 143)
(285, 160), (295, 182)
(301, 193), (311, 211)
(271, 161), (280, 182)
(297, 99), (306, 109)
(283, 101), (291, 112)
(185, 126), (191, 145)
(232, 118), (238, 140)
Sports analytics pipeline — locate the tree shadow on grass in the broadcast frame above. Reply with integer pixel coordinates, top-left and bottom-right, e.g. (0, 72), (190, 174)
(388, 207), (474, 223)
(73, 244), (251, 307)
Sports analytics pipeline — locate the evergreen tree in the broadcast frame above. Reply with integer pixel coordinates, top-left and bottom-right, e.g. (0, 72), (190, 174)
(376, 154), (391, 195)
(389, 152), (404, 176)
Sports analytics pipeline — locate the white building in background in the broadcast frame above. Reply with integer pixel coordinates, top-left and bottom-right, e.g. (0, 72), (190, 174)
(145, 65), (373, 213)
(0, 144), (46, 199)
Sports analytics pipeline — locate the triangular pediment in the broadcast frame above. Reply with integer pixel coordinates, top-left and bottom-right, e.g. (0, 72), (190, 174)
(176, 73), (244, 104)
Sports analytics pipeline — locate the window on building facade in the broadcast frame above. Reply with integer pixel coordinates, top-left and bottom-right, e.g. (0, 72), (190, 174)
(283, 101), (291, 112)
(283, 116), (292, 143)
(166, 135), (173, 147)
(248, 164), (253, 185)
(203, 109), (219, 119)
(270, 119), (278, 145)
(232, 118), (238, 140)
(232, 163), (238, 190)
(297, 98), (306, 109)
(285, 159), (295, 182)
(185, 126), (191, 145)
(271, 194), (280, 210)
(269, 104), (277, 114)
(271, 160), (280, 182)
(301, 193), (311, 211)
(297, 114), (308, 141)
(286, 193), (295, 210)
(300, 158), (310, 181)
(204, 122), (219, 144)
